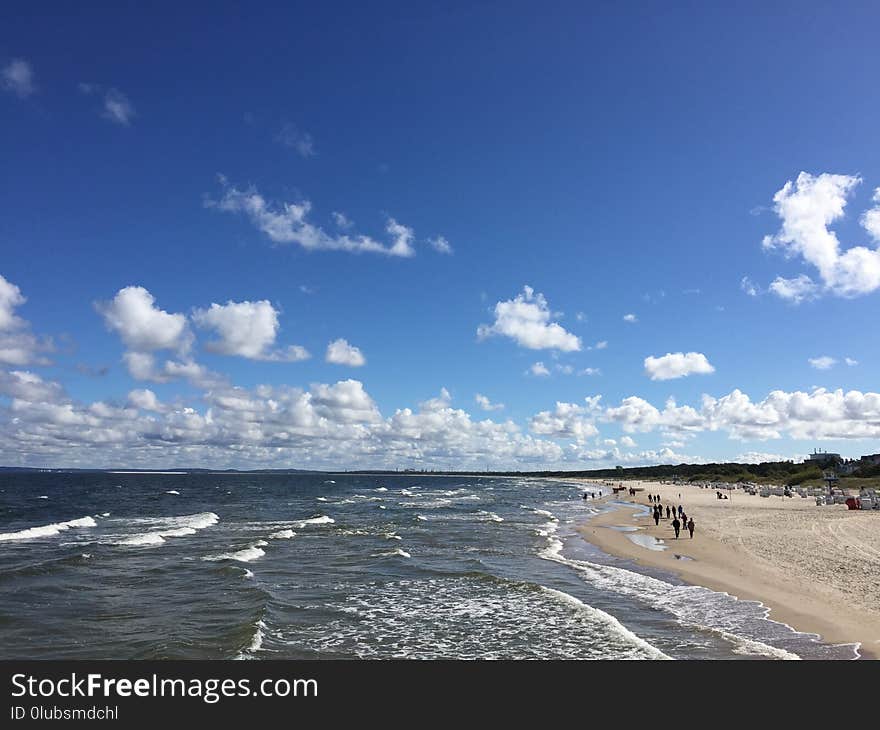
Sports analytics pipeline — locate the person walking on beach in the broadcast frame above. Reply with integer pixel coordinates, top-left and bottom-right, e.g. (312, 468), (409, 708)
(672, 517), (681, 539)
(687, 517), (695, 538)
(665, 505), (670, 519)
(653, 507), (660, 526)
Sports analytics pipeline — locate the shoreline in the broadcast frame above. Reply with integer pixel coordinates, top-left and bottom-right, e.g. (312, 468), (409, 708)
(571, 479), (879, 659)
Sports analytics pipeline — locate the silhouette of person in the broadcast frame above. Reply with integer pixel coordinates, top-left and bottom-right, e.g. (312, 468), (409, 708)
(665, 505), (670, 519)
(653, 507), (660, 526)
(687, 517), (695, 538)
(672, 517), (681, 538)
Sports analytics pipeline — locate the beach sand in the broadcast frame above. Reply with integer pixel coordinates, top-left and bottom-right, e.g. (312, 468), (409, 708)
(573, 479), (880, 658)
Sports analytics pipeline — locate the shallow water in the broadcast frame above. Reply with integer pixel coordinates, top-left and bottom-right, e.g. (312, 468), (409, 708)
(0, 473), (859, 660)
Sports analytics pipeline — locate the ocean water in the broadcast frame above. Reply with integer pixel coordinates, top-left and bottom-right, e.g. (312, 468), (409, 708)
(0, 473), (859, 660)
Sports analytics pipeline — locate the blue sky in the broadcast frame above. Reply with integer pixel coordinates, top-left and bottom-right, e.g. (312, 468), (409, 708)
(1, 1), (879, 469)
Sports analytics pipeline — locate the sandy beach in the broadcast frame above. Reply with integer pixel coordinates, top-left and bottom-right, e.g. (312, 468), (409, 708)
(573, 479), (880, 658)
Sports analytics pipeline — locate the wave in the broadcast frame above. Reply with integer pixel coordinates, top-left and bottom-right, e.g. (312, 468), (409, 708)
(0, 516), (97, 543)
(377, 548), (411, 558)
(295, 515), (334, 526)
(539, 535), (804, 660)
(115, 512), (219, 547)
(376, 487), (388, 492)
(205, 540), (268, 563)
(235, 619), (267, 660)
(165, 490), (180, 495)
(270, 529), (296, 539)
(540, 587), (670, 660)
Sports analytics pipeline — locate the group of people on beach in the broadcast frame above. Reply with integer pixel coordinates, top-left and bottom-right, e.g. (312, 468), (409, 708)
(646, 492), (694, 538)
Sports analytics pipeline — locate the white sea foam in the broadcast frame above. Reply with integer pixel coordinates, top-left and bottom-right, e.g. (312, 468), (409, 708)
(323, 480), (336, 484)
(316, 497), (328, 502)
(235, 619), (266, 659)
(270, 529), (296, 539)
(100, 512), (110, 517)
(115, 512), (219, 547)
(540, 587), (670, 660)
(165, 490), (180, 495)
(384, 532), (402, 540)
(539, 534), (803, 660)
(376, 487), (388, 492)
(38, 495), (49, 500)
(378, 505), (386, 510)
(205, 540), (268, 563)
(295, 515), (334, 526)
(377, 548), (411, 558)
(400, 489), (414, 497)
(480, 511), (504, 523)
(0, 516), (97, 542)
(416, 515), (427, 522)
(243, 569), (254, 579)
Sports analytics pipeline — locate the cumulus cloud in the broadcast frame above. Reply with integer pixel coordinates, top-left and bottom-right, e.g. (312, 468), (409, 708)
(0, 274), (52, 366)
(477, 286), (581, 351)
(623, 313), (637, 323)
(192, 300), (309, 362)
(429, 236), (453, 254)
(604, 387), (880, 441)
(325, 338), (366, 367)
(275, 122), (315, 157)
(529, 399), (601, 443)
(475, 394), (504, 411)
(0, 369), (571, 470)
(808, 356), (836, 370)
(208, 178), (416, 257)
(845, 357), (858, 367)
(96, 286), (191, 354)
(644, 352), (715, 381)
(528, 362), (550, 377)
(768, 274), (818, 304)
(578, 367), (601, 376)
(2, 59), (35, 97)
(740, 276), (759, 297)
(127, 388), (164, 412)
(762, 172), (880, 300)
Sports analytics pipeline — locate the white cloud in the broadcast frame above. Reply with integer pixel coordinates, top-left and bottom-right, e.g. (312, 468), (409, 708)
(740, 276), (759, 297)
(102, 89), (135, 125)
(429, 236), (453, 255)
(808, 356), (836, 370)
(578, 367), (601, 376)
(0, 274), (26, 331)
(79, 83), (135, 125)
(594, 340), (608, 350)
(736, 451), (790, 464)
(2, 59), (35, 97)
(845, 357), (858, 367)
(276, 122), (315, 157)
(619, 436), (637, 448)
(0, 274), (52, 366)
(208, 178), (416, 257)
(623, 313), (637, 323)
(575, 312), (587, 322)
(644, 352), (715, 381)
(325, 338), (366, 367)
(475, 394), (504, 411)
(768, 274), (818, 303)
(96, 286), (191, 353)
(763, 172), (880, 299)
(862, 188), (880, 242)
(127, 388), (164, 412)
(331, 212), (353, 230)
(603, 387), (880, 441)
(528, 362), (550, 377)
(477, 286), (581, 351)
(528, 400), (601, 443)
(192, 300), (309, 362)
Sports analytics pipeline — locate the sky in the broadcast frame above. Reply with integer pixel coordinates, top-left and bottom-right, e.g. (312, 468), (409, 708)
(1, 1), (880, 470)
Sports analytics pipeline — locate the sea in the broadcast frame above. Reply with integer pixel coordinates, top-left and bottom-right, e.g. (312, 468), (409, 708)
(0, 472), (860, 660)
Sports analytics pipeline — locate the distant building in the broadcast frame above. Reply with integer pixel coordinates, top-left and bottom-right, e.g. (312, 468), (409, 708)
(807, 448), (841, 462)
(860, 453), (880, 466)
